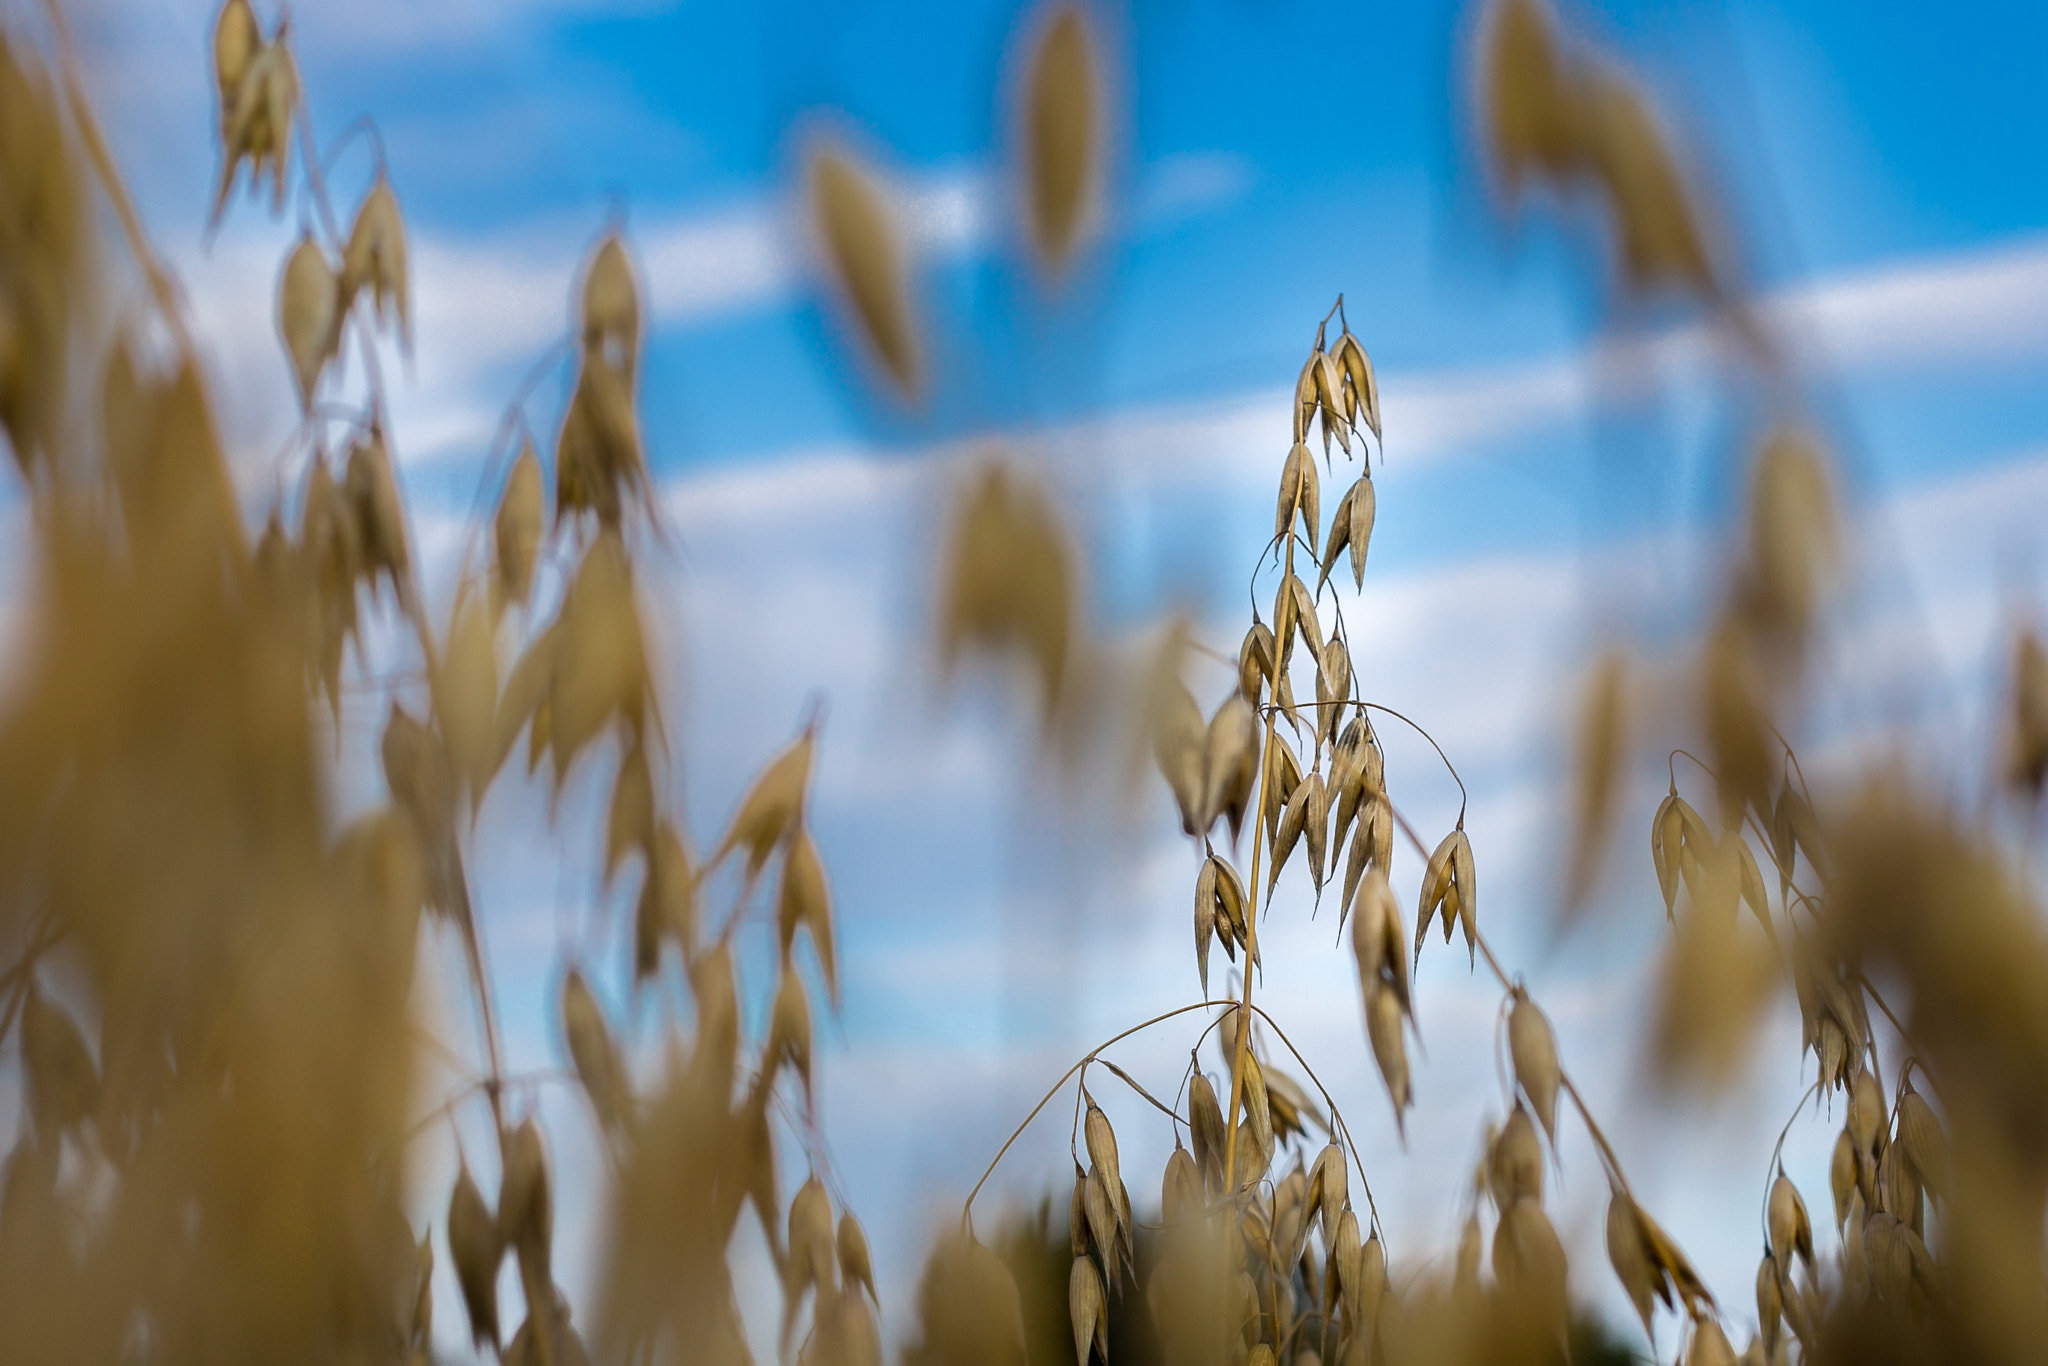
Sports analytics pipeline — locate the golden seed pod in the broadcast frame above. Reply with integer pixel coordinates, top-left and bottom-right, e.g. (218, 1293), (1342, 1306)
(1319, 475), (1376, 596)
(1686, 1316), (1736, 1366)
(1564, 649), (1627, 915)
(1069, 1165), (1089, 1258)
(1331, 1206), (1364, 1324)
(1767, 1173), (1813, 1273)
(1650, 791), (1683, 916)
(1336, 330), (1382, 443)
(499, 1117), (555, 1313)
(809, 145), (919, 395)
(1579, 64), (1714, 298)
(838, 1212), (876, 1302)
(581, 231), (642, 379)
(635, 822), (696, 981)
(1848, 1069), (1884, 1158)
(1082, 1164), (1119, 1285)
(1189, 1073), (1227, 1185)
(1895, 1088), (1947, 1201)
(1316, 639), (1351, 751)
(1482, 0), (1577, 190)
(1021, 6), (1099, 271)
(1194, 857), (1218, 993)
(436, 584), (499, 802)
(1351, 864), (1409, 1019)
(1313, 352), (1350, 456)
(691, 944), (741, 1100)
(779, 827), (839, 1005)
(1754, 1251), (1781, 1358)
(1307, 1143), (1345, 1240)
(212, 0), (259, 119)
(279, 232), (340, 411)
(1365, 983), (1410, 1132)
(1069, 1253), (1107, 1366)
(768, 967), (814, 1099)
(1489, 1106), (1544, 1208)
(494, 438), (545, 614)
(937, 459), (1077, 718)
(1507, 992), (1560, 1142)
(1493, 1199), (1567, 1313)
(1269, 768), (1314, 898)
(1746, 427), (1837, 640)
(789, 1174), (837, 1308)
(562, 967), (630, 1136)
(1161, 1147), (1199, 1224)
(1200, 694), (1258, 844)
(1828, 1127), (1857, 1231)
(549, 531), (649, 783)
(1241, 1050), (1274, 1161)
(1606, 1190), (1663, 1337)
(1301, 771), (1331, 894)
(555, 352), (647, 531)
(1359, 1231), (1388, 1330)
(345, 427), (411, 593)
(1276, 440), (1320, 558)
(945, 1237), (1029, 1366)
(723, 726), (815, 877)
(1237, 618), (1276, 705)
(344, 172), (411, 349)
(1416, 829), (1476, 966)
(605, 742), (654, 885)
(214, 38), (299, 221)
(447, 1162), (503, 1350)
(811, 1286), (882, 1366)
(1258, 732), (1305, 857)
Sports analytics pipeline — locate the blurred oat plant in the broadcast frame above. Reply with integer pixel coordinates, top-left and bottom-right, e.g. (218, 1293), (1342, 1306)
(5, 2), (2048, 1366)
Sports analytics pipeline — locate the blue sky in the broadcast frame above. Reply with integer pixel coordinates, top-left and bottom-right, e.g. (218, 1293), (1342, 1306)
(37, 0), (2048, 1359)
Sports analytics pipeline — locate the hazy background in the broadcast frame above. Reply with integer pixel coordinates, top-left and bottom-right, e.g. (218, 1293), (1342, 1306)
(33, 0), (2048, 1358)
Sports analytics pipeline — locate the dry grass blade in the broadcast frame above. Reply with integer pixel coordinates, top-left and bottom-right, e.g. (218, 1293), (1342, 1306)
(809, 146), (919, 395)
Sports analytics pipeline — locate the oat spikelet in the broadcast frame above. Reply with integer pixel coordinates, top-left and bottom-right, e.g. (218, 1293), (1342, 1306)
(809, 146), (919, 395)
(278, 232), (339, 411)
(447, 1163), (504, 1350)
(1508, 991), (1561, 1142)
(1022, 6), (1099, 270)
(343, 172), (410, 349)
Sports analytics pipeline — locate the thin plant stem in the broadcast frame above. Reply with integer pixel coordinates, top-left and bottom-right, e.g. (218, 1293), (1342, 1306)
(960, 1000), (1231, 1234)
(1223, 504), (1296, 1200)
